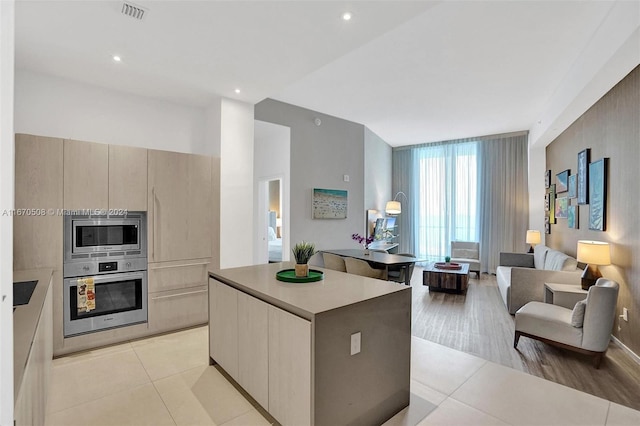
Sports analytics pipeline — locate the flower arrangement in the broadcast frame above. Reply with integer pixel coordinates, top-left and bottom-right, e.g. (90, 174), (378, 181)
(351, 233), (374, 249)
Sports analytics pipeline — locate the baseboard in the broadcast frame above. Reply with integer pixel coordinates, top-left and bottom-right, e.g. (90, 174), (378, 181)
(611, 335), (640, 365)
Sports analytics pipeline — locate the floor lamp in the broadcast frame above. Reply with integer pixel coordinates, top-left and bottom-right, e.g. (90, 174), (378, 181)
(386, 192), (408, 215)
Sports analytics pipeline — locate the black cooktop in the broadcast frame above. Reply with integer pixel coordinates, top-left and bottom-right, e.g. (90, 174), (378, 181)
(13, 280), (38, 308)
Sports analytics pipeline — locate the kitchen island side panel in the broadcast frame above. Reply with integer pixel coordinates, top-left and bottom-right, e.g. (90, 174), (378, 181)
(313, 289), (411, 426)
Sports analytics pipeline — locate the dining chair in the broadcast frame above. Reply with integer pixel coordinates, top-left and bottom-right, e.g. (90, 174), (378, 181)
(322, 252), (347, 272)
(387, 253), (416, 284)
(344, 257), (387, 280)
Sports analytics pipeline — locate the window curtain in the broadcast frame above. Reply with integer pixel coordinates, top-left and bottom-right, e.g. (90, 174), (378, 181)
(392, 132), (529, 272)
(478, 134), (529, 273)
(415, 141), (479, 261)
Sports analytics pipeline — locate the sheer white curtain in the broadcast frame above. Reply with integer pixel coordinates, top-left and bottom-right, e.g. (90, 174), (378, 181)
(392, 132), (529, 271)
(415, 142), (478, 261)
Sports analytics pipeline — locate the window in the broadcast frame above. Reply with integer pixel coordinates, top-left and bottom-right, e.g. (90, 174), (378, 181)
(415, 142), (478, 261)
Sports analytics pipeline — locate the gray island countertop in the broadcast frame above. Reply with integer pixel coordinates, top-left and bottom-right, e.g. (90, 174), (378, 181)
(209, 261), (408, 320)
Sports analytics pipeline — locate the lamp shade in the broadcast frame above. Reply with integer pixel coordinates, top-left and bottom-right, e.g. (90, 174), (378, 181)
(526, 230), (541, 245)
(385, 200), (401, 215)
(577, 240), (611, 265)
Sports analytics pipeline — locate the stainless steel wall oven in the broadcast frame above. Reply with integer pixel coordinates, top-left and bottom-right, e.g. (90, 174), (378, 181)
(63, 212), (148, 337)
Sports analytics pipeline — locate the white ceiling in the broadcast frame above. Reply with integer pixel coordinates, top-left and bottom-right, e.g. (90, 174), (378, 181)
(14, 1), (630, 146)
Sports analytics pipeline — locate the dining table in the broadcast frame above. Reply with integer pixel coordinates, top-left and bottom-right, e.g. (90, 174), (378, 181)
(322, 249), (420, 286)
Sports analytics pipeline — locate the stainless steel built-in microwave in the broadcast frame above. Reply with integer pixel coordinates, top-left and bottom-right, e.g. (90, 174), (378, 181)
(64, 212), (147, 263)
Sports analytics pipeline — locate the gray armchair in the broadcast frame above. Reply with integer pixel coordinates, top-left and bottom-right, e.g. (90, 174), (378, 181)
(514, 278), (619, 368)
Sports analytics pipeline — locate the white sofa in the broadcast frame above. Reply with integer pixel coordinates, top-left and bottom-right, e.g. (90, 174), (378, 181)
(496, 245), (583, 314)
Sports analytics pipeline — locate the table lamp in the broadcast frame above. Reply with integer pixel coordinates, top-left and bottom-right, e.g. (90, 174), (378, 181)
(576, 240), (611, 290)
(526, 230), (541, 253)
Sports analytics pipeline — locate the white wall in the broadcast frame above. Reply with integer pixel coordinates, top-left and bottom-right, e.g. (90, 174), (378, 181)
(220, 98), (255, 268)
(15, 70), (210, 155)
(527, 142), (546, 245)
(0, 1), (14, 423)
(254, 120), (291, 263)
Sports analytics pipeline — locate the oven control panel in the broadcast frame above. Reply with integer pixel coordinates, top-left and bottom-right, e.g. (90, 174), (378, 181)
(99, 261), (118, 272)
(64, 257), (147, 278)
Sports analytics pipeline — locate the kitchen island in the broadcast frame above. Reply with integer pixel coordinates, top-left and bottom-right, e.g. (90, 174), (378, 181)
(209, 262), (411, 426)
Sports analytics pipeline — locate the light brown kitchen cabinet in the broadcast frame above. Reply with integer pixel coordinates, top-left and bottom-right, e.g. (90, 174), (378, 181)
(147, 259), (210, 333)
(14, 134), (63, 271)
(14, 277), (53, 426)
(208, 278), (312, 425)
(148, 150), (212, 262)
(13, 134), (65, 356)
(268, 305), (311, 425)
(108, 145), (147, 211)
(63, 139), (109, 210)
(209, 278), (239, 380)
(238, 291), (269, 409)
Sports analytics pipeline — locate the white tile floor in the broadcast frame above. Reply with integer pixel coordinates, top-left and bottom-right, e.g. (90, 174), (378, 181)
(45, 326), (640, 426)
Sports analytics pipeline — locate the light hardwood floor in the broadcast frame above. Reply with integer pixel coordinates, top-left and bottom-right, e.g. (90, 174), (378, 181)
(410, 268), (640, 411)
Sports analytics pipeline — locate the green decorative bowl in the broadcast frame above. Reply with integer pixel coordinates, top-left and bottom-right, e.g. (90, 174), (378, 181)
(276, 269), (324, 283)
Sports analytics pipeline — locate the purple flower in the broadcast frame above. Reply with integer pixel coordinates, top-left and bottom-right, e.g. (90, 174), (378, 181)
(351, 233), (374, 247)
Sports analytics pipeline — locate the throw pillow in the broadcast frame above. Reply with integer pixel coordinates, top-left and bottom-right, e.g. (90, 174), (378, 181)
(571, 300), (587, 327)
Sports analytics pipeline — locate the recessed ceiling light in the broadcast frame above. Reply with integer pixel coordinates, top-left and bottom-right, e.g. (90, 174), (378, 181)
(113, 55), (122, 62)
(342, 12), (352, 21)
(235, 88), (241, 94)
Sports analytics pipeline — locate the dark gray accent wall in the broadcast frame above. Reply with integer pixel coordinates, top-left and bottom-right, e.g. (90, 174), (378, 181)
(255, 99), (366, 252)
(364, 126), (392, 220)
(546, 65), (640, 356)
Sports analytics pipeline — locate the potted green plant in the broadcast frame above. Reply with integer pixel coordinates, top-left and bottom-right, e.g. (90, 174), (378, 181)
(292, 241), (316, 277)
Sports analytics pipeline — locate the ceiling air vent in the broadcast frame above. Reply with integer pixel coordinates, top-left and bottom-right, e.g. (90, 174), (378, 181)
(121, 2), (147, 20)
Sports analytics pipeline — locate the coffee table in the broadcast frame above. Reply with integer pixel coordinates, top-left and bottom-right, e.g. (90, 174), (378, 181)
(423, 263), (470, 293)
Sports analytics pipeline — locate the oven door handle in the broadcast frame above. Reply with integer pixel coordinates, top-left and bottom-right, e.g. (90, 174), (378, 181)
(71, 271), (145, 285)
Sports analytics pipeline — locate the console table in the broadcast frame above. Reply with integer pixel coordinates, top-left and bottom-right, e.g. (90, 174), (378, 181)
(544, 282), (588, 309)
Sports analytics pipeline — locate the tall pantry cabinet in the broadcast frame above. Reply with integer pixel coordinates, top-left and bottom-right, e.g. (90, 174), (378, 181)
(147, 149), (215, 333)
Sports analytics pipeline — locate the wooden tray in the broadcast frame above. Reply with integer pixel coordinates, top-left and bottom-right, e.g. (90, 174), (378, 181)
(434, 262), (463, 270)
(276, 269), (324, 283)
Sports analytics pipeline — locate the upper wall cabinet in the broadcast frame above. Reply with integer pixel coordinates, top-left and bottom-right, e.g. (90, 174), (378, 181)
(63, 140), (148, 211)
(148, 150), (213, 262)
(63, 139), (109, 210)
(109, 145), (147, 211)
(14, 134), (63, 270)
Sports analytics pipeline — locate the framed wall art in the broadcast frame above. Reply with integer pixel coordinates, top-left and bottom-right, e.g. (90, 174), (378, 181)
(568, 205), (578, 229)
(545, 215), (551, 234)
(544, 193), (550, 212)
(312, 188), (348, 219)
(548, 184), (556, 224)
(568, 174), (577, 199)
(545, 170), (551, 189)
(556, 169), (569, 193)
(577, 148), (590, 205)
(555, 197), (568, 219)
(588, 158), (608, 231)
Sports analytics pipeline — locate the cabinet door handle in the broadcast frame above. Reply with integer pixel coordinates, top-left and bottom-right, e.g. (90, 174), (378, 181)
(151, 289), (207, 300)
(152, 187), (158, 261)
(150, 261), (210, 270)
